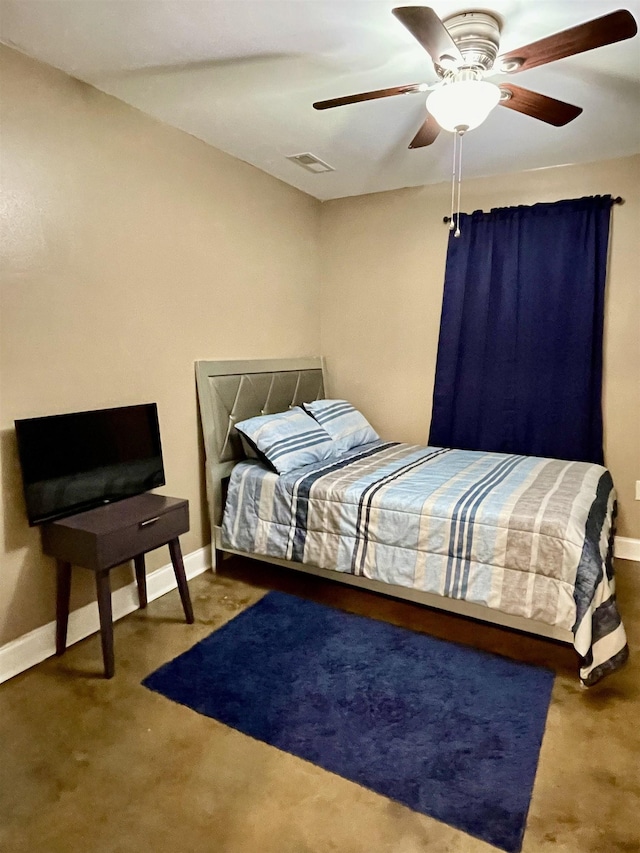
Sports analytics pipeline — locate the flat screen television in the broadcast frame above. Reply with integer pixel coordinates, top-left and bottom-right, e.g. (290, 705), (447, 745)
(15, 403), (165, 526)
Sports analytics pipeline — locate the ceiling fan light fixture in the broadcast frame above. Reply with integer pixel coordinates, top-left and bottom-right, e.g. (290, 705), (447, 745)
(427, 79), (501, 133)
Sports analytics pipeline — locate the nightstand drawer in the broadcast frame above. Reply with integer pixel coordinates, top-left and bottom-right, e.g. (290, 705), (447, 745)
(42, 494), (190, 571)
(97, 502), (189, 568)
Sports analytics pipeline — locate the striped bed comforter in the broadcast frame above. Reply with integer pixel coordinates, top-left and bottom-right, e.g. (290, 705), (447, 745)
(221, 441), (628, 685)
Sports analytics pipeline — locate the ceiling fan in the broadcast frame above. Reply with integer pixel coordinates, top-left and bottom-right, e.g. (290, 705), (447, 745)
(313, 6), (638, 148)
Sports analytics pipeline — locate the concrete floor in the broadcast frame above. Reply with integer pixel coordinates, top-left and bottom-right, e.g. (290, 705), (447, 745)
(1, 556), (638, 853)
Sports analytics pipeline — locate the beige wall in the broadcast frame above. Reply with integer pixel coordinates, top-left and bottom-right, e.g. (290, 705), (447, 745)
(1, 43), (638, 652)
(320, 155), (640, 539)
(0, 46), (321, 645)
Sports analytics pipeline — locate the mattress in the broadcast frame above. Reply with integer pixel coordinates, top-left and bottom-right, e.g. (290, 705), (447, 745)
(221, 441), (628, 685)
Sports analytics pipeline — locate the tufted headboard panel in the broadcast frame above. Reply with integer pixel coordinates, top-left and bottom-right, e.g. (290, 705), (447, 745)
(195, 358), (325, 527)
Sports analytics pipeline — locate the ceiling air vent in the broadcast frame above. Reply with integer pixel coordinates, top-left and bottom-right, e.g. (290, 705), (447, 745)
(287, 153), (335, 174)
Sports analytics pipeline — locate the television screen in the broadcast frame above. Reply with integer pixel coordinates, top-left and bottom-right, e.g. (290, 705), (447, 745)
(15, 403), (165, 525)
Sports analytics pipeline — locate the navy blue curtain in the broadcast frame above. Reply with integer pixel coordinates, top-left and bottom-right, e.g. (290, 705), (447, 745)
(428, 195), (613, 464)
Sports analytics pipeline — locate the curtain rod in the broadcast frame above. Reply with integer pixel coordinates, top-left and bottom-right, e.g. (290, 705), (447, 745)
(442, 196), (624, 224)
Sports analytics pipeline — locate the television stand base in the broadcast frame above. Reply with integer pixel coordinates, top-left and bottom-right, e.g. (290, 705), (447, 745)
(42, 493), (193, 678)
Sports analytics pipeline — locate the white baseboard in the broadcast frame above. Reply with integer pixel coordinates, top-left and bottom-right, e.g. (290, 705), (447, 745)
(0, 545), (211, 686)
(615, 536), (640, 563)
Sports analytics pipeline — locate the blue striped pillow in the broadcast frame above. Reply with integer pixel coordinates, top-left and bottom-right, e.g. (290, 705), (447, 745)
(303, 400), (379, 454)
(235, 407), (335, 474)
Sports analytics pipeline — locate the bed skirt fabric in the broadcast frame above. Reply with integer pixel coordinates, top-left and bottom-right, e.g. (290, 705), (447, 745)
(221, 442), (627, 685)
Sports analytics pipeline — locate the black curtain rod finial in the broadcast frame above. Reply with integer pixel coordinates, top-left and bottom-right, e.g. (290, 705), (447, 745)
(443, 196), (624, 224)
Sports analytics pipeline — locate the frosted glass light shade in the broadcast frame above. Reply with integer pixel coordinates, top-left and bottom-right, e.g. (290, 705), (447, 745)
(427, 80), (501, 132)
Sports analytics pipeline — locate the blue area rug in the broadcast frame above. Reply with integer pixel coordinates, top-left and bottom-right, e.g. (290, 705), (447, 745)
(143, 591), (554, 852)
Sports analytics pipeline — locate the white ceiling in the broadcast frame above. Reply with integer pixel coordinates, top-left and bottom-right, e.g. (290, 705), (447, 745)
(2, 0), (639, 200)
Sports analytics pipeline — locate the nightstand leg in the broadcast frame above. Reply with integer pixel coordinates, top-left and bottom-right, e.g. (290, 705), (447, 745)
(56, 560), (72, 656)
(134, 553), (147, 608)
(95, 570), (115, 678)
(168, 538), (194, 624)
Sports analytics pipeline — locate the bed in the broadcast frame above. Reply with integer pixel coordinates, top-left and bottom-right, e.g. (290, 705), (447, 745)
(195, 357), (628, 686)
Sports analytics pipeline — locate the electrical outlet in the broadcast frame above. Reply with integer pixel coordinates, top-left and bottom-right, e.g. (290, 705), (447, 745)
(636, 481), (640, 501)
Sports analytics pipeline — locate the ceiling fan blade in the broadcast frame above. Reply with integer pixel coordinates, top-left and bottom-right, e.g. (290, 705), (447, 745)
(313, 82), (427, 110)
(499, 84), (583, 126)
(392, 6), (463, 68)
(497, 9), (638, 73)
(409, 114), (441, 148)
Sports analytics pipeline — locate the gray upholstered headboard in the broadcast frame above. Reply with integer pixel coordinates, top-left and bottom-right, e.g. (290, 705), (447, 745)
(195, 357), (325, 528)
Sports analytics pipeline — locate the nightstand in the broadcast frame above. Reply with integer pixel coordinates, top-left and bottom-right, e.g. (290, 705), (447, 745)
(41, 493), (194, 678)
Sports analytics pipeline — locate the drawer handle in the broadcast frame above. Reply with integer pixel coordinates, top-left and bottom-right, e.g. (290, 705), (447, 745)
(139, 516), (160, 529)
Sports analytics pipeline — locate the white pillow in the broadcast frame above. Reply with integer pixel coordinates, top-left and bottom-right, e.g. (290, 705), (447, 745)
(235, 407), (335, 474)
(303, 400), (379, 454)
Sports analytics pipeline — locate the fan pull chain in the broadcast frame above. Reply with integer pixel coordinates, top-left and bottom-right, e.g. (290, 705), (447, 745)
(454, 129), (464, 238)
(449, 130), (457, 231)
